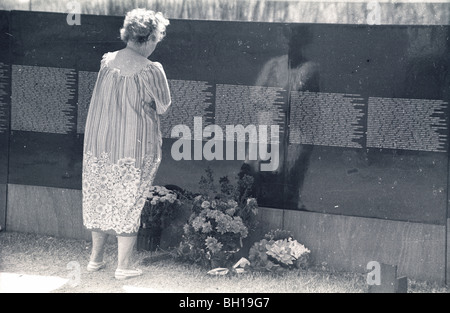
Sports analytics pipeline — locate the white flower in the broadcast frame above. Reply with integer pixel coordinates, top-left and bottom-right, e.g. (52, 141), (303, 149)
(288, 239), (310, 259)
(225, 208), (236, 216)
(247, 198), (257, 206)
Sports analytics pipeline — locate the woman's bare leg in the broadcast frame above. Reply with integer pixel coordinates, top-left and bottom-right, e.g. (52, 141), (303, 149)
(90, 231), (108, 263)
(117, 236), (137, 270)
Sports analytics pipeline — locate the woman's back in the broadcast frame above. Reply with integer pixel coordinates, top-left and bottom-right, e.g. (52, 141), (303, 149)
(104, 49), (152, 76)
(84, 49), (171, 165)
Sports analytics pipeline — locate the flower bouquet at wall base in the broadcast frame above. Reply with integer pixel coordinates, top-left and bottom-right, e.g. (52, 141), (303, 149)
(248, 229), (311, 273)
(176, 167), (259, 269)
(140, 186), (182, 229)
(138, 186), (182, 251)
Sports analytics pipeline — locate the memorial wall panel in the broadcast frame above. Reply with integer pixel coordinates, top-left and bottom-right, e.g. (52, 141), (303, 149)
(0, 11), (10, 228)
(153, 20), (291, 206)
(285, 24), (449, 224)
(8, 12), (79, 189)
(0, 11), (10, 185)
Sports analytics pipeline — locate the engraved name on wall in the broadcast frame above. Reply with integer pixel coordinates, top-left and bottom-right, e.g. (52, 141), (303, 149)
(0, 62), (10, 134)
(11, 65), (77, 134)
(367, 97), (448, 152)
(161, 79), (214, 138)
(289, 91), (365, 148)
(9, 68), (448, 154)
(77, 71), (98, 134)
(215, 84), (286, 142)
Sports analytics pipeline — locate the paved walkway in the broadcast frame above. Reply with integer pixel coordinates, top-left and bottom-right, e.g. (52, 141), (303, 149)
(0, 272), (177, 293)
(0, 272), (68, 293)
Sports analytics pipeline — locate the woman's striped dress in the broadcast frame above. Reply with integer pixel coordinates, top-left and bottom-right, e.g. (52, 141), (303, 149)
(82, 52), (171, 236)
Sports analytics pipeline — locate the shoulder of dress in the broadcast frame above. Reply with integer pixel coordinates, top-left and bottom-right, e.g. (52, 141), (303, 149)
(100, 52), (111, 67)
(101, 52), (111, 60)
(140, 61), (165, 76)
(101, 51), (119, 64)
(150, 61), (163, 67)
(148, 61), (164, 70)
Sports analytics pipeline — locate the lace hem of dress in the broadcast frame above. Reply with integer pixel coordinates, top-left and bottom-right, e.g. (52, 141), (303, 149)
(82, 151), (161, 235)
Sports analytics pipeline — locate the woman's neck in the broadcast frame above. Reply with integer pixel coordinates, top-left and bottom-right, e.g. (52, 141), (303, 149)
(126, 42), (148, 58)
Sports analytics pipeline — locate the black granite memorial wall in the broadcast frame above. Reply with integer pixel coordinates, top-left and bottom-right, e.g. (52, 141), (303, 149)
(0, 10), (10, 229)
(2, 10), (449, 226)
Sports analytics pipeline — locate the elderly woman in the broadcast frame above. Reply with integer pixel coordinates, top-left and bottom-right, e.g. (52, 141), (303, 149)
(82, 8), (171, 280)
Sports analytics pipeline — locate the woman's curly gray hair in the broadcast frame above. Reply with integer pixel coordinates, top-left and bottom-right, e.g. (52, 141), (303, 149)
(120, 8), (170, 44)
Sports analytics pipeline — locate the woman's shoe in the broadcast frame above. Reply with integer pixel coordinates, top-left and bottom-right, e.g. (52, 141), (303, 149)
(86, 261), (106, 272)
(115, 268), (143, 280)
